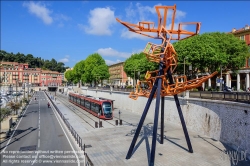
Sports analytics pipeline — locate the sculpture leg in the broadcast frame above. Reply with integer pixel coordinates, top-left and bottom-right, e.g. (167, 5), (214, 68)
(160, 96), (164, 144)
(126, 78), (159, 159)
(167, 69), (193, 153)
(150, 77), (162, 166)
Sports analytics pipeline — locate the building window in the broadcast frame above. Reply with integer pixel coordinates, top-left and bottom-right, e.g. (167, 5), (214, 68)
(240, 35), (245, 41)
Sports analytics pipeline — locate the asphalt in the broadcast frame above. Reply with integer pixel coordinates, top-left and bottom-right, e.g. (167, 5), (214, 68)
(0, 91), (84, 166)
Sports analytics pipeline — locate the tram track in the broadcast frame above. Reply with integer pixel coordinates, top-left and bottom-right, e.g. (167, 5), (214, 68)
(56, 93), (116, 128)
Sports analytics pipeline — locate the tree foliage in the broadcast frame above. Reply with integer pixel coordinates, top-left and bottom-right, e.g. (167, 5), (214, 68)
(0, 50), (69, 73)
(173, 32), (249, 75)
(0, 108), (11, 123)
(64, 70), (75, 83)
(82, 53), (109, 84)
(7, 101), (21, 115)
(124, 52), (158, 80)
(73, 60), (85, 83)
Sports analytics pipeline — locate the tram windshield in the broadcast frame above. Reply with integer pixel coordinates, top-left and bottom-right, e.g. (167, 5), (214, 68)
(102, 102), (112, 115)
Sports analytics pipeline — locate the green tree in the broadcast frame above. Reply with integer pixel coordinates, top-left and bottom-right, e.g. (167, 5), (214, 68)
(0, 50), (68, 73)
(0, 108), (11, 123)
(91, 64), (110, 85)
(124, 52), (158, 80)
(65, 70), (74, 83)
(73, 60), (85, 85)
(173, 32), (249, 76)
(82, 53), (109, 85)
(7, 101), (21, 115)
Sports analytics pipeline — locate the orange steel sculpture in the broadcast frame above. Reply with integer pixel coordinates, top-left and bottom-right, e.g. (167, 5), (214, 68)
(116, 5), (217, 100)
(117, 4), (218, 165)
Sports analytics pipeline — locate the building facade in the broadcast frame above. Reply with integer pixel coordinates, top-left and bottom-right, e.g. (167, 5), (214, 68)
(0, 62), (62, 87)
(108, 62), (133, 86)
(229, 24), (250, 67)
(227, 24), (250, 91)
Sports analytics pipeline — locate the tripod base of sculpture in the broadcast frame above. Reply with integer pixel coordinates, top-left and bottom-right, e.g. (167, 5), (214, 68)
(126, 69), (193, 166)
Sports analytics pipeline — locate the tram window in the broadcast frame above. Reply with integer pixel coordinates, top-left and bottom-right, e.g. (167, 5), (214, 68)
(99, 105), (102, 115)
(92, 103), (96, 113)
(85, 100), (90, 109)
(102, 102), (112, 115)
(81, 99), (85, 107)
(92, 103), (99, 113)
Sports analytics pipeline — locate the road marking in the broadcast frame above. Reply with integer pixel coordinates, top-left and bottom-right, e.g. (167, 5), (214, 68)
(38, 139), (40, 148)
(39, 119), (40, 124)
(31, 151), (40, 165)
(48, 95), (80, 166)
(38, 131), (40, 137)
(0, 100), (31, 153)
(38, 124), (40, 129)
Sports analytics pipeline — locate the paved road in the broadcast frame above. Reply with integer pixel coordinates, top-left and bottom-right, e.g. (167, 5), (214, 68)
(0, 91), (83, 166)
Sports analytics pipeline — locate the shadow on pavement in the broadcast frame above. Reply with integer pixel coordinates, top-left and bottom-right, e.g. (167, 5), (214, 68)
(0, 127), (37, 150)
(126, 123), (188, 166)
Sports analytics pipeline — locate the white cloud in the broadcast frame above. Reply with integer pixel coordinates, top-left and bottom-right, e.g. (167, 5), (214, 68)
(59, 55), (70, 63)
(105, 59), (122, 65)
(121, 28), (158, 40)
(97, 48), (131, 58)
(54, 13), (71, 21)
(121, 3), (187, 40)
(23, 2), (53, 25)
(81, 7), (116, 35)
(128, 3), (186, 21)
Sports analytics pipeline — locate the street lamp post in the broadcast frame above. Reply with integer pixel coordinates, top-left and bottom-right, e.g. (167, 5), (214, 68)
(15, 80), (18, 102)
(184, 57), (188, 76)
(133, 69), (140, 91)
(220, 65), (223, 91)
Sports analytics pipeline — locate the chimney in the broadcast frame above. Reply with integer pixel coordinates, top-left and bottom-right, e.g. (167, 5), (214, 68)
(232, 28), (236, 32)
(245, 25), (249, 30)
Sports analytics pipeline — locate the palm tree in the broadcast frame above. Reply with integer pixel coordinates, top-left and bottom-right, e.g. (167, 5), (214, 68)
(7, 101), (21, 115)
(0, 107), (12, 132)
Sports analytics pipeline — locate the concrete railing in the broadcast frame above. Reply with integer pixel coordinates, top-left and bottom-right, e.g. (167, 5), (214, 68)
(190, 91), (250, 103)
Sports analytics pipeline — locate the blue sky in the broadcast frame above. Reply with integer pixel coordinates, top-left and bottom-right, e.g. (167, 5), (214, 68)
(1, 1), (249, 68)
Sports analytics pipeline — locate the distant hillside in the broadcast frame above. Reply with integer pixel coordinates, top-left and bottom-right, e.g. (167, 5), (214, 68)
(0, 50), (69, 73)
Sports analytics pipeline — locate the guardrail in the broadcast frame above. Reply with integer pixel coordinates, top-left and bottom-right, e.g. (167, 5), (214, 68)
(45, 92), (94, 166)
(189, 91), (250, 103)
(87, 87), (134, 92)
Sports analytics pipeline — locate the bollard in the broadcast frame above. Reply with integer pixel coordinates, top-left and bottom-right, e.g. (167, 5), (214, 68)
(120, 119), (122, 125)
(115, 120), (118, 126)
(95, 122), (98, 128)
(99, 121), (102, 128)
(84, 144), (86, 153)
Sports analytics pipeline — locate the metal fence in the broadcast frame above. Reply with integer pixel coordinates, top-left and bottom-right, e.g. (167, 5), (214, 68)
(87, 87), (134, 92)
(45, 92), (94, 166)
(189, 91), (250, 103)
